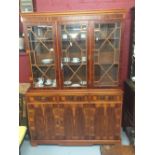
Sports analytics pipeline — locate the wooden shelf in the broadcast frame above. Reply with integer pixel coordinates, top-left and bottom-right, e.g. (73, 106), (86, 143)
(62, 62), (87, 65)
(32, 64), (55, 67)
(94, 63), (119, 65)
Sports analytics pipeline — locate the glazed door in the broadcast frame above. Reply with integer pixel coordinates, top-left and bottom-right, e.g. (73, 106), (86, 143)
(26, 24), (57, 88)
(59, 23), (88, 88)
(93, 22), (122, 87)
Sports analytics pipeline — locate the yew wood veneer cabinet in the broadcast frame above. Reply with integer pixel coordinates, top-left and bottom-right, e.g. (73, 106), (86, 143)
(21, 9), (125, 146)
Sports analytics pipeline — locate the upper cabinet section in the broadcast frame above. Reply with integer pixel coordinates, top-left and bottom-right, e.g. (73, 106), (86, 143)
(21, 10), (125, 89)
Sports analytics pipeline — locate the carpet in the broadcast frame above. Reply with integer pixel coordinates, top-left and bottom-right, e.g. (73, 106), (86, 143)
(100, 144), (135, 155)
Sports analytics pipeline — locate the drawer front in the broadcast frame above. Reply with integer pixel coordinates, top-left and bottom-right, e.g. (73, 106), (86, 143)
(27, 96), (58, 102)
(89, 95), (122, 102)
(59, 95), (89, 102)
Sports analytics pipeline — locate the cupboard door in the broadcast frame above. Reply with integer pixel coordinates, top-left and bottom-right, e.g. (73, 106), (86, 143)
(93, 22), (121, 87)
(60, 23), (88, 88)
(81, 103), (121, 140)
(26, 25), (57, 88)
(43, 103), (83, 140)
(27, 103), (46, 140)
(44, 104), (66, 140)
(95, 104), (121, 140)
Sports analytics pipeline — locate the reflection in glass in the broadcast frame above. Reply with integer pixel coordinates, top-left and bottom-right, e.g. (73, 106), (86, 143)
(60, 24), (87, 87)
(27, 25), (57, 88)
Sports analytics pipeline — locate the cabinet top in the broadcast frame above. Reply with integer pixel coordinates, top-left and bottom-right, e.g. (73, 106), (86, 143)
(20, 9), (126, 17)
(26, 88), (123, 96)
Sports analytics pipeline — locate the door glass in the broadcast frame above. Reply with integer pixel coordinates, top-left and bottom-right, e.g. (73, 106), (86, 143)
(94, 22), (121, 86)
(27, 25), (56, 88)
(60, 24), (87, 87)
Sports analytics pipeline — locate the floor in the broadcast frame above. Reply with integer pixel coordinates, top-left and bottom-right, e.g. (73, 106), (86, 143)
(20, 130), (130, 155)
(101, 145), (134, 155)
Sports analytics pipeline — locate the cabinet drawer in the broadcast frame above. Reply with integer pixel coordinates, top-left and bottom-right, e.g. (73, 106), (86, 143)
(27, 96), (58, 102)
(59, 95), (89, 102)
(89, 95), (122, 102)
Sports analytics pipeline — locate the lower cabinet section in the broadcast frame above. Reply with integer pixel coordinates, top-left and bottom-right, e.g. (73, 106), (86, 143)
(26, 89), (123, 145)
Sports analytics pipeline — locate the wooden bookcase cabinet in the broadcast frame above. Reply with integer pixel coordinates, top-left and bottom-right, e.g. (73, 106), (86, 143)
(21, 10), (125, 145)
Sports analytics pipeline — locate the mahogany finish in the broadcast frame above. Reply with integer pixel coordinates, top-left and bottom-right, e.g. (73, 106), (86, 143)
(22, 10), (125, 145)
(26, 88), (123, 145)
(21, 10), (125, 88)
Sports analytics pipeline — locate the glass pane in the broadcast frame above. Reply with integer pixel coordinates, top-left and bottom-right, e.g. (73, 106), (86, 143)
(32, 66), (56, 88)
(28, 26), (55, 64)
(27, 25), (57, 88)
(60, 24), (87, 87)
(94, 22), (121, 87)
